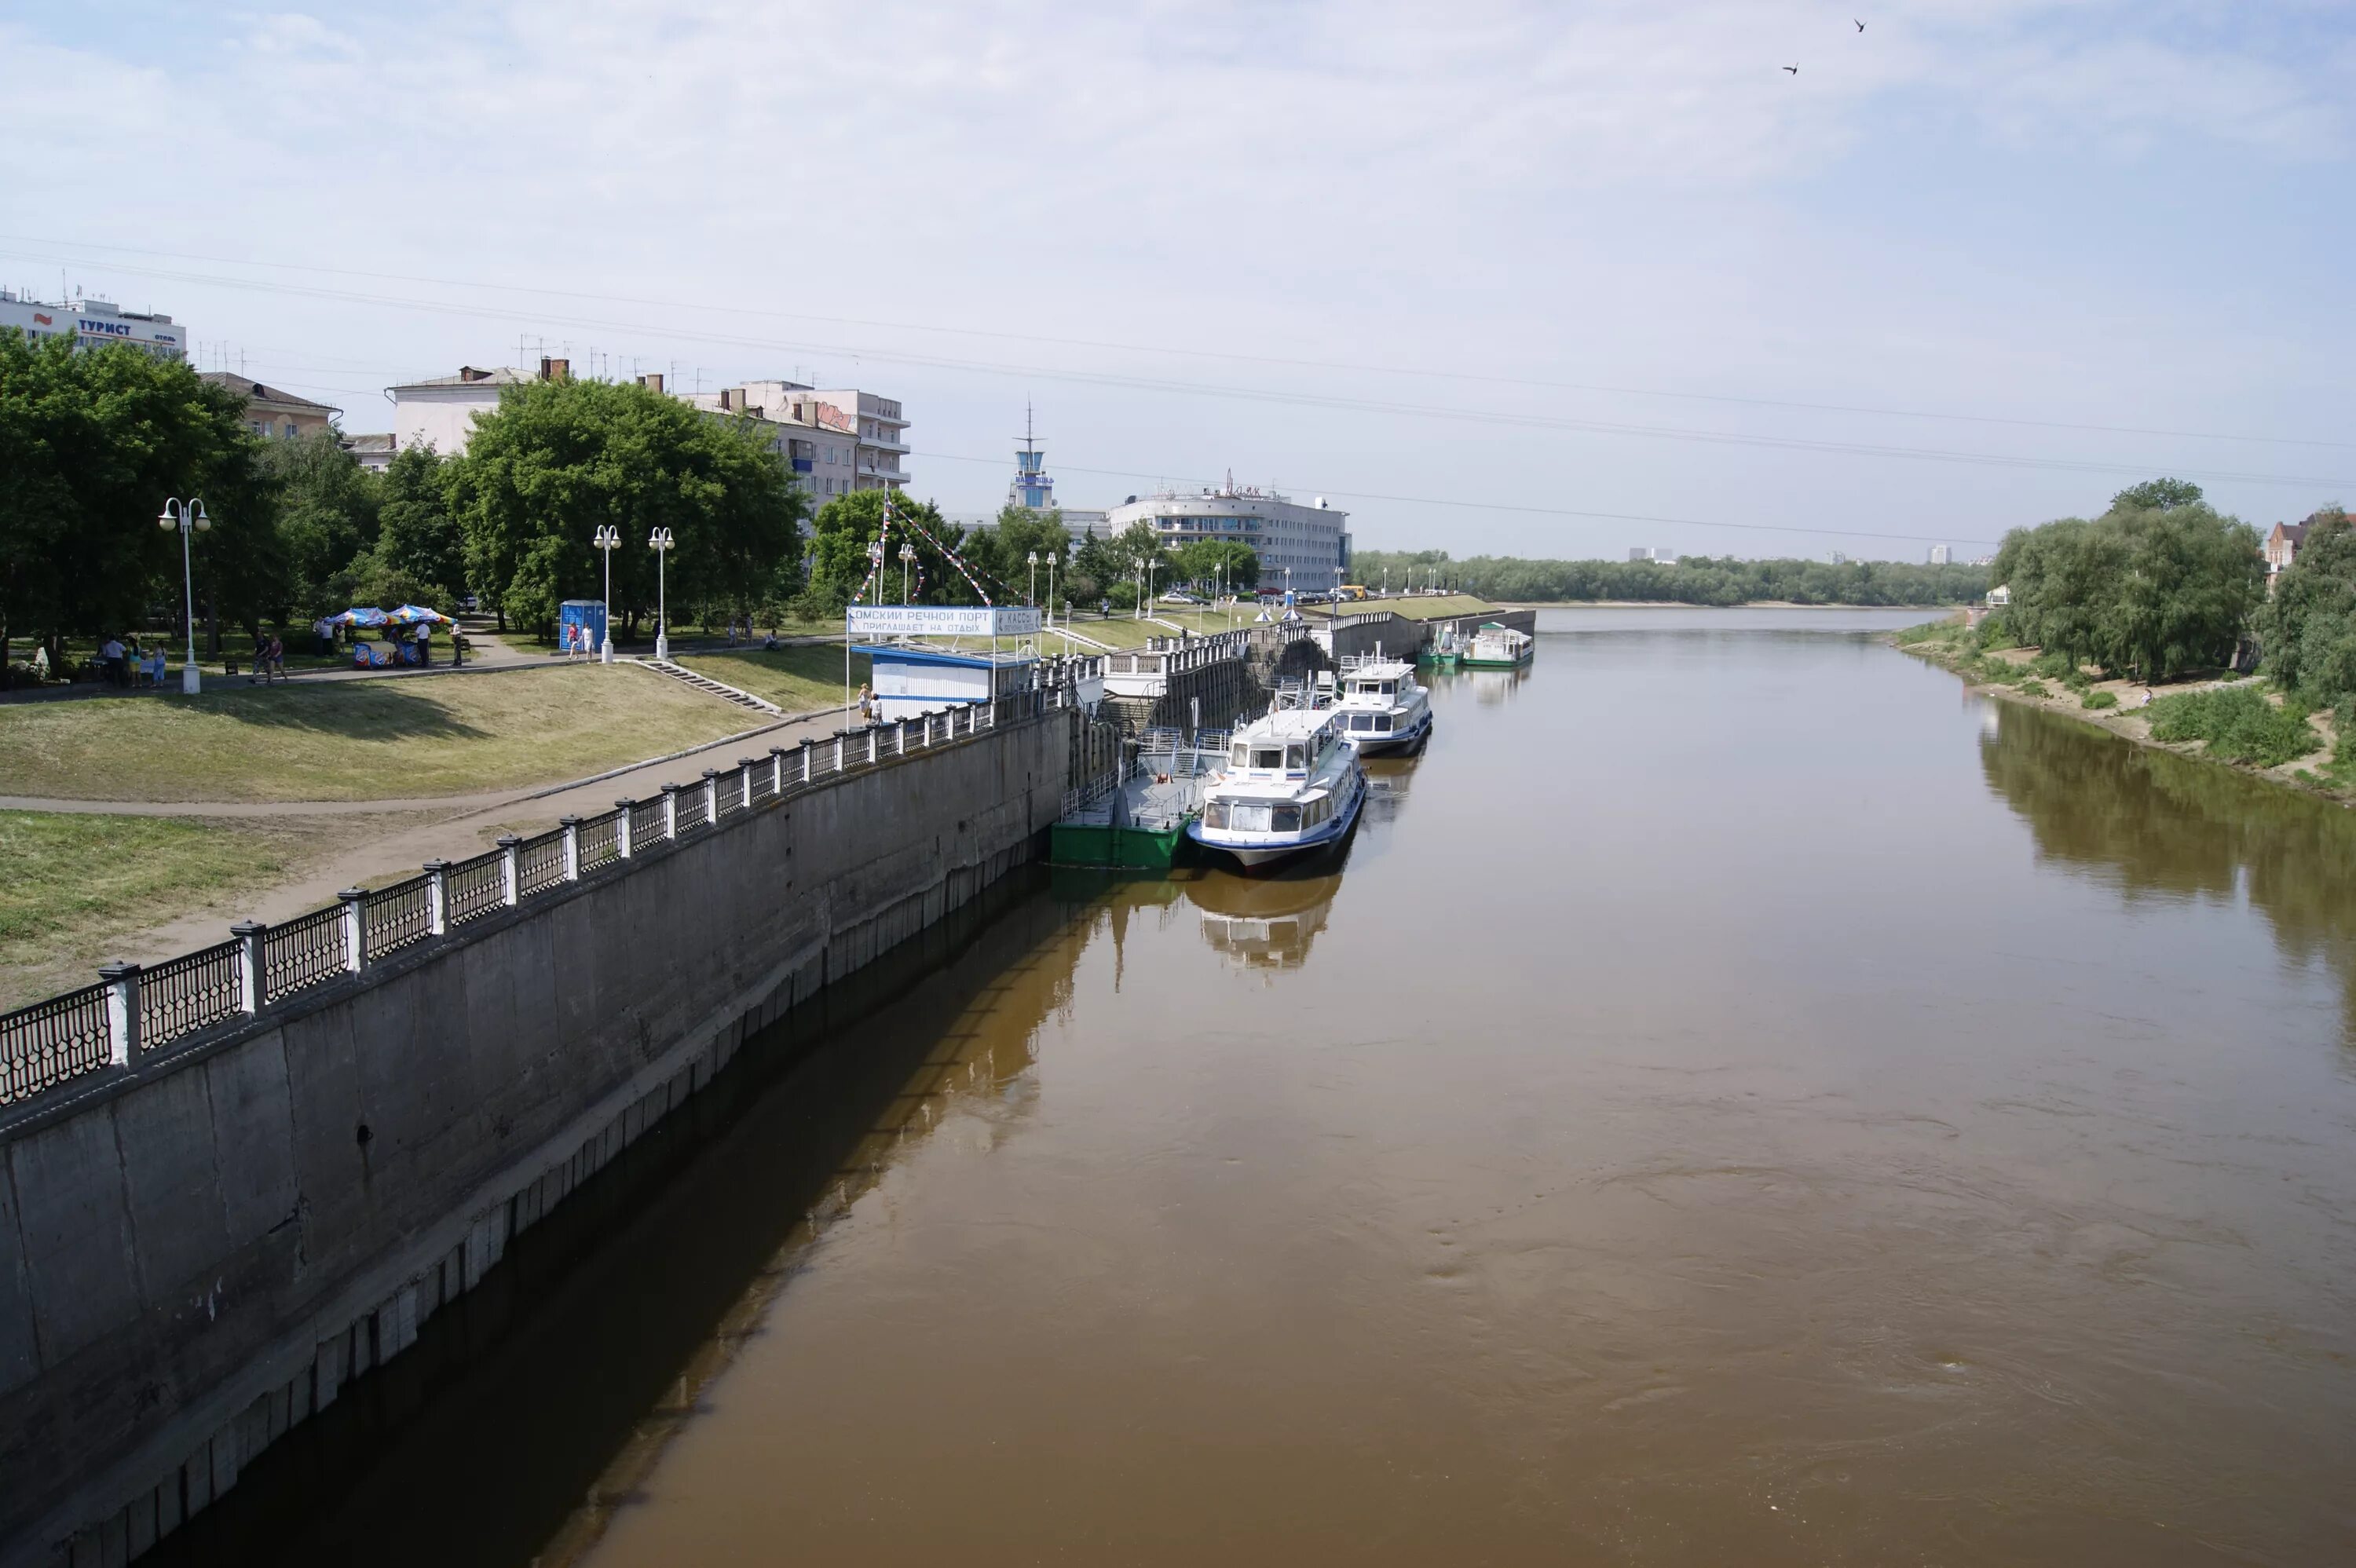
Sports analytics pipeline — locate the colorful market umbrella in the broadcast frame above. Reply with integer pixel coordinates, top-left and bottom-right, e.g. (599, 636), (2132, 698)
(330, 607), (390, 627)
(386, 605), (451, 625)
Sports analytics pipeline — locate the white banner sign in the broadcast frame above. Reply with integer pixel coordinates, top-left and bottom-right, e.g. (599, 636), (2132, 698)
(846, 605), (1043, 637)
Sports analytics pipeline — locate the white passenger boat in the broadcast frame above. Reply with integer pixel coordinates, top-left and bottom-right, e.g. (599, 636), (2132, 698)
(1458, 621), (1534, 669)
(1331, 653), (1433, 755)
(1187, 706), (1367, 870)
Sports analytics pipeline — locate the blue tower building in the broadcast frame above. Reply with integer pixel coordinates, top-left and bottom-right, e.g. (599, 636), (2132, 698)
(1010, 404), (1054, 511)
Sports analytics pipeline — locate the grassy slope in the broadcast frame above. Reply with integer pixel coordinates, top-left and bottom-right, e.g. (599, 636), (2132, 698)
(679, 647), (872, 712)
(0, 665), (751, 804)
(0, 811), (360, 1008)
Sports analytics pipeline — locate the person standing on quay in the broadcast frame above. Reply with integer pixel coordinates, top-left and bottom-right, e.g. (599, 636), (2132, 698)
(100, 634), (128, 688)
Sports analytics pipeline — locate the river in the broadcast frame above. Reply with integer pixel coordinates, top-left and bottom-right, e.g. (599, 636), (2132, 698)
(156, 607), (2356, 1566)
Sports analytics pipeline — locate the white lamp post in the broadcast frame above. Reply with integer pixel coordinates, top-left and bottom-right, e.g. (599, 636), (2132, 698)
(1027, 549), (1038, 606)
(1045, 551), (1057, 631)
(593, 524), (620, 662)
(155, 498), (209, 694)
(648, 527), (675, 660)
(899, 542), (916, 605)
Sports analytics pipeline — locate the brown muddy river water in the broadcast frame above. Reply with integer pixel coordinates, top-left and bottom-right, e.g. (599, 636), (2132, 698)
(161, 608), (2356, 1566)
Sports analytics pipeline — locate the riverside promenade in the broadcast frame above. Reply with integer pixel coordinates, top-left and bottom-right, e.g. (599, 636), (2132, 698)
(0, 679), (1092, 1566)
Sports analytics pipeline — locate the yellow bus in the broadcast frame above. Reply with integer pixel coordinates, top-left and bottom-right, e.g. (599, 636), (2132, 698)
(1337, 584), (1371, 601)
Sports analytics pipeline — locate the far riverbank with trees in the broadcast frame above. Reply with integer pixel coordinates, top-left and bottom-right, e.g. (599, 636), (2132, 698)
(1352, 550), (1986, 606)
(1897, 478), (2356, 801)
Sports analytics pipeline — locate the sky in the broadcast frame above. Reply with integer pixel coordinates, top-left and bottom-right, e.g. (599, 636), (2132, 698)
(4, 0), (2351, 561)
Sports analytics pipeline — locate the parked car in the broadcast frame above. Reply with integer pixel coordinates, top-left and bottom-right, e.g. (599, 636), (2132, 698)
(1160, 590), (1202, 605)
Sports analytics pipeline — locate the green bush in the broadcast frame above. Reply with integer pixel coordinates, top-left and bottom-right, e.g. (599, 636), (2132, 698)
(2082, 689), (2119, 711)
(2017, 679), (2051, 697)
(2146, 686), (2320, 767)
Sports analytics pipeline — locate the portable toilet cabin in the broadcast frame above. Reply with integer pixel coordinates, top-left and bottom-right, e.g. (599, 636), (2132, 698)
(858, 644), (1038, 722)
(558, 599), (608, 653)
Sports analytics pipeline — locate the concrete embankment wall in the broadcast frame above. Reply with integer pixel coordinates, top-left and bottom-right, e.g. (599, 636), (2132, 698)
(0, 711), (1074, 1566)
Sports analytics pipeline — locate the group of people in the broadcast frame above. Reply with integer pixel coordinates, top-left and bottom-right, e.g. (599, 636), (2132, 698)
(95, 636), (169, 689)
(249, 631), (290, 683)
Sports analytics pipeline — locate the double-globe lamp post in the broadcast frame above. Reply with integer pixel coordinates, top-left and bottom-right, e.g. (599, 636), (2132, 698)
(155, 498), (210, 694)
(899, 543), (916, 605)
(649, 527), (675, 660)
(592, 525), (621, 662)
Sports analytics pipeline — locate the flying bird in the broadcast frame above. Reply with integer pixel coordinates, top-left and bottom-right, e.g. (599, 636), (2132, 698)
(1856, 18), (1867, 31)
(1783, 63), (1799, 74)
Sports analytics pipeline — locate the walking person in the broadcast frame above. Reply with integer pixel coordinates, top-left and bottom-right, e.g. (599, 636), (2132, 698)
(266, 634), (287, 684)
(100, 634), (128, 688)
(148, 644), (167, 688)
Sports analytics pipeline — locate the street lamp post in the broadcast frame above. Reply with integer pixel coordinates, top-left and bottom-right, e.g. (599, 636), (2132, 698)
(1026, 550), (1038, 606)
(1045, 552), (1057, 632)
(899, 543), (916, 605)
(648, 527), (675, 660)
(593, 524), (620, 662)
(155, 498), (210, 694)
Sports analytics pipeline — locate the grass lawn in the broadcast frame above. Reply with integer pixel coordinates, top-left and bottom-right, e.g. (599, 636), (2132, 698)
(679, 647), (871, 712)
(0, 664), (756, 804)
(0, 811), (322, 1008)
(1337, 594), (1498, 622)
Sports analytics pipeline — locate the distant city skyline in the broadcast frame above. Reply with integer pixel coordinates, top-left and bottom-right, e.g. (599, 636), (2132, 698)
(3, 2), (2349, 562)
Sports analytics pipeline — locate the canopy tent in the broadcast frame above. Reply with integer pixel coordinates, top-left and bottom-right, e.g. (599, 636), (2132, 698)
(327, 607), (390, 627)
(386, 605), (452, 625)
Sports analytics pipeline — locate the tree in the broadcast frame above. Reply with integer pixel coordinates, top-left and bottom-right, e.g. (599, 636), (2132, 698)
(1989, 481), (2262, 682)
(448, 378), (806, 638)
(0, 332), (285, 678)
(965, 505), (1074, 605)
(367, 443), (466, 609)
(2112, 477), (2204, 513)
(265, 428), (379, 616)
(2255, 508), (2356, 709)
(1175, 538), (1258, 593)
(799, 489), (993, 619)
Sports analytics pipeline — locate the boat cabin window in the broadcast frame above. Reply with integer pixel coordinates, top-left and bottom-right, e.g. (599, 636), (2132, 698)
(1231, 744), (1250, 767)
(1285, 744), (1308, 770)
(1271, 804), (1301, 832)
(1250, 746), (1283, 769)
(1378, 681), (1396, 696)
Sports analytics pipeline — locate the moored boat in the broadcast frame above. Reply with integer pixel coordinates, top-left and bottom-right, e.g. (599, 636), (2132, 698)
(1331, 653), (1433, 754)
(1458, 622), (1534, 668)
(1187, 707), (1366, 870)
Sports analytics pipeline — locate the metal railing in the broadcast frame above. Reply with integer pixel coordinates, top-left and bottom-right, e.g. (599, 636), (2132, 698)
(0, 983), (112, 1101)
(517, 830), (567, 897)
(264, 907), (347, 1004)
(447, 850), (507, 927)
(368, 875), (436, 956)
(137, 940), (247, 1047)
(0, 682), (1075, 1106)
(578, 811), (623, 872)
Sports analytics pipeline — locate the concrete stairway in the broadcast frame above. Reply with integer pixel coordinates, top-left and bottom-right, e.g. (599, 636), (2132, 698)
(634, 658), (784, 715)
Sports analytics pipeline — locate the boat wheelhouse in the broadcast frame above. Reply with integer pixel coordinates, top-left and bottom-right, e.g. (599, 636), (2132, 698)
(1187, 707), (1366, 870)
(1331, 653), (1433, 754)
(1458, 622), (1534, 669)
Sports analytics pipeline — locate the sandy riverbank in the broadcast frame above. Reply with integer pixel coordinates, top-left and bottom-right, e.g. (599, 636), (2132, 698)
(1893, 627), (2354, 806)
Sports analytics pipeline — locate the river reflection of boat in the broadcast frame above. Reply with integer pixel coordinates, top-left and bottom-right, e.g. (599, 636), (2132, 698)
(1180, 867), (1341, 971)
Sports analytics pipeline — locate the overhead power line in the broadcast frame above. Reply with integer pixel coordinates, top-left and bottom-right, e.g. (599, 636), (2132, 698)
(4, 230), (2345, 453)
(5, 246), (2352, 496)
